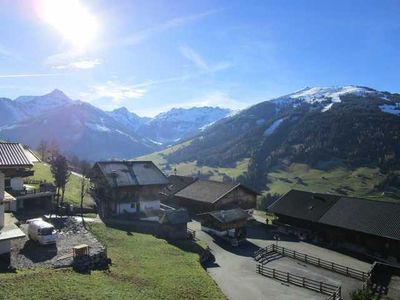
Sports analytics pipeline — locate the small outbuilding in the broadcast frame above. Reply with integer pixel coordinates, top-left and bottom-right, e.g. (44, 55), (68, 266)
(159, 209), (191, 239)
(198, 208), (250, 246)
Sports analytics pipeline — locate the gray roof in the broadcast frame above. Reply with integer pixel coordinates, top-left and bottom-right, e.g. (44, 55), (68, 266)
(268, 189), (340, 222)
(269, 189), (400, 241)
(159, 209), (191, 225)
(163, 175), (198, 196)
(95, 161), (168, 187)
(175, 179), (257, 204)
(200, 208), (250, 224)
(0, 143), (33, 168)
(319, 197), (400, 241)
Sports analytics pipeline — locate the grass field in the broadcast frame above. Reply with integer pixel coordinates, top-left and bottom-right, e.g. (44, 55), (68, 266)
(27, 162), (95, 208)
(266, 163), (396, 201)
(136, 144), (249, 181)
(139, 145), (398, 202)
(0, 223), (225, 300)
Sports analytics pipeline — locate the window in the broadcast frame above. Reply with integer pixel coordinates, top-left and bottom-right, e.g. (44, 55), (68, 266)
(130, 203), (135, 209)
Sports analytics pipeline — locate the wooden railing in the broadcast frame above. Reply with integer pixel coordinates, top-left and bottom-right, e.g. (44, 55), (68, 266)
(256, 244), (369, 281)
(256, 264), (341, 299)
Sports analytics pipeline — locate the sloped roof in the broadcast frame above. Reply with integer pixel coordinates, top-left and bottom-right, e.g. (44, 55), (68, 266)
(94, 160), (168, 187)
(159, 209), (191, 225)
(174, 179), (240, 204)
(319, 197), (400, 241)
(268, 189), (341, 222)
(0, 142), (33, 168)
(200, 208), (250, 224)
(162, 175), (198, 196)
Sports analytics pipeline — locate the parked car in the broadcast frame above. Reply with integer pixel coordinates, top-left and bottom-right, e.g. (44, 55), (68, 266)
(26, 218), (58, 245)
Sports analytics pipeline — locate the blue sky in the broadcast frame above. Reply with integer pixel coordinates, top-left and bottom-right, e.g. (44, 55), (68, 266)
(0, 0), (399, 116)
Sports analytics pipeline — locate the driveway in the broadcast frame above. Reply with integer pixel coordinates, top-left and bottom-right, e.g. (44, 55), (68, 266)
(188, 220), (370, 300)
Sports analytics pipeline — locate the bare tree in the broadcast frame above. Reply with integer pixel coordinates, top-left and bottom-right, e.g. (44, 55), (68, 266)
(37, 139), (48, 161)
(49, 140), (60, 163)
(50, 154), (71, 208)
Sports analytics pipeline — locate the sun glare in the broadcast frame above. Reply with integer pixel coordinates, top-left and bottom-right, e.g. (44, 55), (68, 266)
(37, 0), (98, 50)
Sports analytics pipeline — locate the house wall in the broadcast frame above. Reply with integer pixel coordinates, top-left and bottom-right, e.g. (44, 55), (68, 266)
(215, 187), (257, 210)
(0, 240), (11, 255)
(0, 204), (4, 228)
(10, 177), (24, 191)
(117, 202), (137, 214)
(140, 200), (160, 211)
(0, 171), (4, 201)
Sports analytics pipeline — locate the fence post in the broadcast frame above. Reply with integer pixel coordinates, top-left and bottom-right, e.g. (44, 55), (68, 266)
(302, 277), (305, 287)
(331, 262), (334, 271)
(294, 250), (296, 259)
(318, 258), (320, 267)
(305, 254), (308, 263)
(338, 286), (341, 299)
(320, 282), (323, 293)
(287, 272), (290, 283)
(346, 266), (349, 276)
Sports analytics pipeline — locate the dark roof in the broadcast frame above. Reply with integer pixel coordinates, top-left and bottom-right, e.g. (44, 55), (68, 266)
(268, 190), (341, 222)
(0, 143), (33, 168)
(162, 175), (198, 196)
(94, 160), (168, 187)
(319, 197), (400, 241)
(159, 209), (191, 225)
(174, 179), (257, 204)
(199, 208), (250, 224)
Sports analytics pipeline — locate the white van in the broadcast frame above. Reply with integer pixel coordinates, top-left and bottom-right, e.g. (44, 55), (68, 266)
(26, 218), (58, 245)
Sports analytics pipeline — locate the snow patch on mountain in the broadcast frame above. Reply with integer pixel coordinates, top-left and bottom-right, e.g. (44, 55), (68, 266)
(379, 104), (400, 116)
(272, 86), (380, 110)
(264, 118), (286, 136)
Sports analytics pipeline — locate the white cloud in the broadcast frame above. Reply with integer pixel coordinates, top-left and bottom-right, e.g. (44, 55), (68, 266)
(53, 59), (101, 69)
(82, 81), (146, 105)
(0, 73), (62, 78)
(185, 91), (248, 109)
(122, 10), (220, 46)
(180, 45), (232, 73)
(0, 44), (21, 61)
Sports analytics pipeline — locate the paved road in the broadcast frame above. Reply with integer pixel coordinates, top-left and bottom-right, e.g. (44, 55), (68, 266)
(189, 220), (370, 300)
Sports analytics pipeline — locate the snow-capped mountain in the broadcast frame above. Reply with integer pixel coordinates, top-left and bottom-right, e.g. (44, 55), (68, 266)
(140, 107), (232, 144)
(0, 90), (231, 160)
(163, 85), (400, 191)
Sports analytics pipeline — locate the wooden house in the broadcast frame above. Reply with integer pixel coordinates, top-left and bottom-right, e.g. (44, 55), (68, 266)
(269, 189), (400, 262)
(0, 143), (28, 255)
(198, 208), (250, 246)
(163, 175), (258, 213)
(91, 161), (169, 220)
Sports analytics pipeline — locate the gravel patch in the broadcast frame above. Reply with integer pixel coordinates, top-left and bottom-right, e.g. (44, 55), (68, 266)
(10, 217), (104, 269)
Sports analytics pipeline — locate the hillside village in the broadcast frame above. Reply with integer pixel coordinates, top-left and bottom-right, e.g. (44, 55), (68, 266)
(1, 140), (400, 300)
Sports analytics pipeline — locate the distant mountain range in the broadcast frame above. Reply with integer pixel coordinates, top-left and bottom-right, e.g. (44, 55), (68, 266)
(0, 89), (231, 160)
(143, 85), (400, 194)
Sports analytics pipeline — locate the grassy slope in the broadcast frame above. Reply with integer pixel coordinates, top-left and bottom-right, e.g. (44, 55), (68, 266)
(266, 163), (394, 201)
(136, 142), (249, 181)
(138, 145), (397, 202)
(27, 162), (95, 207)
(0, 223), (225, 300)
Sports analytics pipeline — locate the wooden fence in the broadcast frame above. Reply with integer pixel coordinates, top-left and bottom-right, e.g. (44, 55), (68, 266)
(256, 264), (341, 299)
(256, 244), (369, 281)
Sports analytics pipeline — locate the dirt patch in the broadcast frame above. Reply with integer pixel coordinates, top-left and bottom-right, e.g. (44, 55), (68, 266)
(11, 217), (105, 269)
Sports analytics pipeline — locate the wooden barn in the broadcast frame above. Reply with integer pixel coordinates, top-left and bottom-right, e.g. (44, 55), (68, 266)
(91, 161), (168, 220)
(198, 208), (250, 246)
(163, 175), (258, 213)
(159, 208), (191, 240)
(268, 189), (400, 262)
